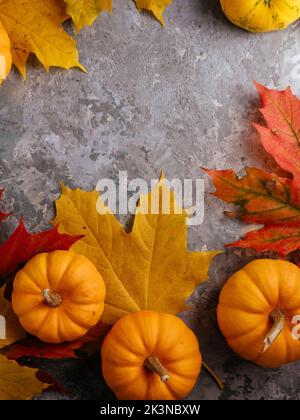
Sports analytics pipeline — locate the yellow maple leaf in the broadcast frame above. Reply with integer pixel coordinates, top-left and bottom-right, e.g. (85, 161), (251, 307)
(0, 286), (26, 349)
(53, 176), (220, 324)
(0, 355), (47, 400)
(0, 291), (48, 400)
(0, 0), (85, 79)
(64, 0), (112, 33)
(135, 0), (172, 25)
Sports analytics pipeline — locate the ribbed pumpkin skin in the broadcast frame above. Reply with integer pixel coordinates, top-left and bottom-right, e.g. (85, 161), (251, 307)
(0, 19), (12, 82)
(218, 259), (300, 368)
(220, 0), (300, 32)
(101, 311), (202, 400)
(12, 251), (106, 343)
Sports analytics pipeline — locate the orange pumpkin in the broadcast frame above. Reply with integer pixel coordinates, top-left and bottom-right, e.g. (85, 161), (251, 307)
(0, 19), (12, 83)
(101, 311), (202, 400)
(12, 250), (106, 343)
(218, 259), (300, 368)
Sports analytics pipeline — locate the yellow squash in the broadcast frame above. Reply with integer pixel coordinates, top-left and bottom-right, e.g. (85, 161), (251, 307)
(220, 0), (300, 32)
(0, 19), (12, 82)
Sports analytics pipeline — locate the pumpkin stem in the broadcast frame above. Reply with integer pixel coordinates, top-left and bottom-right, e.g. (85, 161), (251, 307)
(202, 361), (224, 390)
(41, 289), (62, 308)
(262, 307), (286, 353)
(144, 355), (170, 382)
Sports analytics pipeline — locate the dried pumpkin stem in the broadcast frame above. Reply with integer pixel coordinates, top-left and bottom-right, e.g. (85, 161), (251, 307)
(202, 361), (224, 391)
(41, 288), (62, 308)
(144, 355), (170, 382)
(262, 307), (286, 353)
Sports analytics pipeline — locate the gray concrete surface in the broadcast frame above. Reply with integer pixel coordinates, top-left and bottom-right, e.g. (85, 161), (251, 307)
(1, 0), (300, 400)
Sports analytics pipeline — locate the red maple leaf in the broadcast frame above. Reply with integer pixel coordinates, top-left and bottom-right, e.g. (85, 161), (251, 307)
(254, 83), (300, 188)
(206, 83), (300, 258)
(0, 218), (82, 285)
(0, 321), (110, 360)
(0, 189), (82, 285)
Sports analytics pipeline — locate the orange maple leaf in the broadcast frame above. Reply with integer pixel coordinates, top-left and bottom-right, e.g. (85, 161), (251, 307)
(206, 83), (300, 258)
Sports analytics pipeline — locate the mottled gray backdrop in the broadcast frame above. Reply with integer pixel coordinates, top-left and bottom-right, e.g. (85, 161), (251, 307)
(0, 0), (299, 400)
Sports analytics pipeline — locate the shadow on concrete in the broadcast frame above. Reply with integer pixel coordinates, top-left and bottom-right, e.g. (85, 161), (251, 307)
(196, 0), (226, 22)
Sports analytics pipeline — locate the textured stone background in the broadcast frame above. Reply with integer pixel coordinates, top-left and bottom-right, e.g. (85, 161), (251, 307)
(1, 0), (300, 400)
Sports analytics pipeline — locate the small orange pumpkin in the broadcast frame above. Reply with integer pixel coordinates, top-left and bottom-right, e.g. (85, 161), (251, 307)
(101, 311), (202, 400)
(12, 250), (106, 344)
(218, 259), (300, 368)
(0, 19), (12, 83)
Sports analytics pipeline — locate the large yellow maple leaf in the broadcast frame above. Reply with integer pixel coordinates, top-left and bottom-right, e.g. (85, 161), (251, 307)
(0, 0), (84, 78)
(53, 176), (219, 324)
